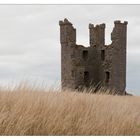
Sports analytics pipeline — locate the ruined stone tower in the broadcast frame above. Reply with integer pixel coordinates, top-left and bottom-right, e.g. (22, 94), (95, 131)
(59, 18), (128, 95)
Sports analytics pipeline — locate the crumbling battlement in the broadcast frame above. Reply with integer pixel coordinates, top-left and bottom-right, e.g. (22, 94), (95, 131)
(59, 18), (128, 95)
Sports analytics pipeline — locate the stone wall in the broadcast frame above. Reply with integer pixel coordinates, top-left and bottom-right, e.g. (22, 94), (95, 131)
(59, 18), (128, 94)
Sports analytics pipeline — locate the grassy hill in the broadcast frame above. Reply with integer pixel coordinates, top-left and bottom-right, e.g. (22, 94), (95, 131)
(0, 87), (139, 135)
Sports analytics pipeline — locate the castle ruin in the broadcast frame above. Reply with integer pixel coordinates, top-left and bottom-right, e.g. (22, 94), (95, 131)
(59, 18), (128, 95)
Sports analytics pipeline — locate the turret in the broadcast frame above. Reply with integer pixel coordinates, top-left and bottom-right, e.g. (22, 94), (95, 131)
(59, 18), (77, 90)
(111, 20), (128, 42)
(59, 18), (76, 46)
(110, 20), (128, 94)
(89, 23), (105, 47)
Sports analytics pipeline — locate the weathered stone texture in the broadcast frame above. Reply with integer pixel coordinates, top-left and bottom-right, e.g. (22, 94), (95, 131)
(59, 18), (128, 94)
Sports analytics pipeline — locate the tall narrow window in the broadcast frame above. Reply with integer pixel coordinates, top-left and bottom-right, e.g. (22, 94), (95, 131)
(84, 71), (89, 87)
(83, 50), (88, 60)
(101, 50), (105, 61)
(71, 70), (74, 77)
(105, 71), (110, 83)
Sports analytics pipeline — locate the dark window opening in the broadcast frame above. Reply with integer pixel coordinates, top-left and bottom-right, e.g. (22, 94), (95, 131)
(84, 71), (89, 87)
(83, 50), (88, 60)
(101, 50), (105, 61)
(105, 71), (110, 83)
(71, 70), (74, 77)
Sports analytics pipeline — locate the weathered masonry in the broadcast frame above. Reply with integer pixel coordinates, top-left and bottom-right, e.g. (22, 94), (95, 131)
(59, 18), (128, 95)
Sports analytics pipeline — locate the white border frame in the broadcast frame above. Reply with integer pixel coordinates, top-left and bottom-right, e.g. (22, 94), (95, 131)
(0, 0), (139, 139)
(0, 0), (139, 4)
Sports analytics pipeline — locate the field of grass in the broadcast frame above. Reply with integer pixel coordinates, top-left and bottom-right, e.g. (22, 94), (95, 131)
(0, 86), (140, 135)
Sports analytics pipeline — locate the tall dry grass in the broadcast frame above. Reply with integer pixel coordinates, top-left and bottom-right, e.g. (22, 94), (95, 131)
(0, 86), (140, 135)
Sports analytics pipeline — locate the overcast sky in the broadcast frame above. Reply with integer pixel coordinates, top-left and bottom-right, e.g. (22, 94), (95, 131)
(0, 5), (139, 95)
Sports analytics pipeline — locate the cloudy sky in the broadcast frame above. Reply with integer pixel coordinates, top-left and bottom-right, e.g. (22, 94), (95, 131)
(0, 5), (139, 95)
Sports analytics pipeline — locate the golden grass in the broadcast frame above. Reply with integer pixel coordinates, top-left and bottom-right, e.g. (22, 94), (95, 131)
(0, 87), (140, 135)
